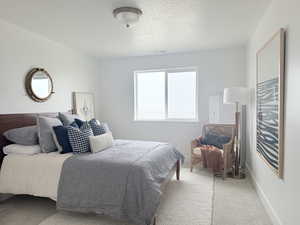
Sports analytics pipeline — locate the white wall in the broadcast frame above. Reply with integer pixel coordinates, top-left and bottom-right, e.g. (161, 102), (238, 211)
(0, 19), (99, 114)
(246, 0), (300, 224)
(96, 47), (246, 164)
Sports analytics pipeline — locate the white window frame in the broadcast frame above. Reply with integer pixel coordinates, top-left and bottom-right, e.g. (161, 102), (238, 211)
(134, 67), (199, 122)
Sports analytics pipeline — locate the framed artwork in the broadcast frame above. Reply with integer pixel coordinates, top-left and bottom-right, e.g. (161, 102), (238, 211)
(73, 92), (95, 121)
(256, 28), (285, 178)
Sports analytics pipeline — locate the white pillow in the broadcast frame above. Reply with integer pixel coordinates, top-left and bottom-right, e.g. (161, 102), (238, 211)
(3, 144), (41, 155)
(89, 133), (113, 153)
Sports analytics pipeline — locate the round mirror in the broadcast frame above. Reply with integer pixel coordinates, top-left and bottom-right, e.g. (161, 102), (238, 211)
(25, 68), (54, 102)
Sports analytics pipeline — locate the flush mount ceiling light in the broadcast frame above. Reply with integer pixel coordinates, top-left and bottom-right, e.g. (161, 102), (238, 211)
(113, 7), (143, 28)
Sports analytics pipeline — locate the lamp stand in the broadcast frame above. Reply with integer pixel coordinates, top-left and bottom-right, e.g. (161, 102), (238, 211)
(233, 102), (245, 179)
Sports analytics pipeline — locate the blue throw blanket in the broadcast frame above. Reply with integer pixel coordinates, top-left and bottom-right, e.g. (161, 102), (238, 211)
(57, 139), (184, 225)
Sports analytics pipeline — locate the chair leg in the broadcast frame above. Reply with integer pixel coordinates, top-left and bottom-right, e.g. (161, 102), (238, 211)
(190, 155), (193, 172)
(152, 216), (156, 225)
(191, 157), (196, 172)
(223, 155), (228, 180)
(223, 168), (227, 180)
(176, 160), (180, 180)
(191, 157), (202, 172)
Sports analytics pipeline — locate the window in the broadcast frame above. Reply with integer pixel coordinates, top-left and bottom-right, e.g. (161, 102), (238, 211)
(134, 68), (198, 121)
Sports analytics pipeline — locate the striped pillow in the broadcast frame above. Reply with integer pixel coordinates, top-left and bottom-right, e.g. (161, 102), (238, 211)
(67, 125), (93, 154)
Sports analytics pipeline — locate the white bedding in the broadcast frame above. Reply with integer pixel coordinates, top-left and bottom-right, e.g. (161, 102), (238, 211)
(3, 144), (41, 155)
(0, 152), (72, 200)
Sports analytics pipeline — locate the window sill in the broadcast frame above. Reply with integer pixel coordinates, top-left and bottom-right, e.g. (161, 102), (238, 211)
(133, 119), (200, 123)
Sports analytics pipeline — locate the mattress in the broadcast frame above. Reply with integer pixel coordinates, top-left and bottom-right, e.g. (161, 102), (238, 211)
(0, 152), (72, 201)
(0, 139), (183, 224)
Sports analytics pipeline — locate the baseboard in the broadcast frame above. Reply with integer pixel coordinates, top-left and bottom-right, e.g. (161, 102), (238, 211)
(246, 164), (283, 225)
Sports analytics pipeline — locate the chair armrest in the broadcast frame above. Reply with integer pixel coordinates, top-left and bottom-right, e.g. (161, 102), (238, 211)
(191, 136), (202, 154)
(191, 136), (202, 148)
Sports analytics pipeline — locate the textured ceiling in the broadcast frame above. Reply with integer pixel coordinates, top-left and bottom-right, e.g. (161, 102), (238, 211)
(0, 0), (270, 58)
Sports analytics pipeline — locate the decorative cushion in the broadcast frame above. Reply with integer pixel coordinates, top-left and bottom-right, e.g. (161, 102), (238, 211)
(52, 121), (78, 154)
(89, 119), (106, 136)
(201, 133), (231, 149)
(37, 116), (63, 153)
(58, 112), (80, 126)
(80, 121), (91, 130)
(3, 144), (41, 155)
(89, 132), (113, 153)
(75, 118), (109, 136)
(102, 123), (111, 133)
(52, 129), (63, 153)
(3, 126), (38, 146)
(67, 126), (93, 154)
(75, 118), (84, 128)
(199, 145), (220, 151)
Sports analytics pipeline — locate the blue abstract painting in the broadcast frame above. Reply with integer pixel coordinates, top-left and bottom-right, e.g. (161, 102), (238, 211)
(256, 29), (284, 177)
(257, 78), (279, 170)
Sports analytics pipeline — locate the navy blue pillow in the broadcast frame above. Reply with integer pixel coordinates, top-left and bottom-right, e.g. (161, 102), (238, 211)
(75, 118), (84, 128)
(75, 118), (107, 136)
(201, 133), (231, 149)
(89, 119), (106, 136)
(67, 125), (94, 154)
(53, 121), (78, 154)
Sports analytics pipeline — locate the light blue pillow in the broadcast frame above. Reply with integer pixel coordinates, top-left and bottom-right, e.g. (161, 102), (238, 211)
(37, 116), (63, 153)
(58, 112), (80, 126)
(102, 123), (111, 133)
(4, 126), (38, 146)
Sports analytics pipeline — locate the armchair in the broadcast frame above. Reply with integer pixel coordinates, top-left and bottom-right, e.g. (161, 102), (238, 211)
(191, 124), (236, 179)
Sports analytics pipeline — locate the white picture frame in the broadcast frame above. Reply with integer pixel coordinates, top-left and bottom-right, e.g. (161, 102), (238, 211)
(73, 92), (95, 121)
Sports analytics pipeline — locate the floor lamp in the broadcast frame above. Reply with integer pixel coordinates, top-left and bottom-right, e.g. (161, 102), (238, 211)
(223, 87), (249, 178)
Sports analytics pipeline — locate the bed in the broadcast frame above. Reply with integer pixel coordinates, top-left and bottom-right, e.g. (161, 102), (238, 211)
(0, 113), (183, 225)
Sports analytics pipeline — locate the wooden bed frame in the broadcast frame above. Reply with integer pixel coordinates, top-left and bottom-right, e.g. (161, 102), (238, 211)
(0, 112), (180, 225)
(153, 160), (180, 225)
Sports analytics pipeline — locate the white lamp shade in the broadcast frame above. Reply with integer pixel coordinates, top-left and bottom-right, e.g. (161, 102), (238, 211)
(223, 87), (249, 105)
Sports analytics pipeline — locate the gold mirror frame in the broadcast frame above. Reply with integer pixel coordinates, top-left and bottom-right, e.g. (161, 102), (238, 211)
(25, 68), (54, 102)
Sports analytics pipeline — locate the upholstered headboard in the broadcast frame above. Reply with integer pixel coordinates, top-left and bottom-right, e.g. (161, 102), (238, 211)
(0, 112), (58, 168)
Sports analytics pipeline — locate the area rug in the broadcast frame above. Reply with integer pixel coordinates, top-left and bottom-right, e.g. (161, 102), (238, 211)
(39, 168), (214, 225)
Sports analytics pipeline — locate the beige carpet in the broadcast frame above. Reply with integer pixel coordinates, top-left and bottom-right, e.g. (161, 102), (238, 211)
(0, 195), (57, 225)
(39, 169), (214, 225)
(212, 175), (273, 225)
(0, 168), (272, 225)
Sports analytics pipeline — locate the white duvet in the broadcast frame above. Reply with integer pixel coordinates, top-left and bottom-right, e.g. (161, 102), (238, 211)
(0, 152), (72, 201)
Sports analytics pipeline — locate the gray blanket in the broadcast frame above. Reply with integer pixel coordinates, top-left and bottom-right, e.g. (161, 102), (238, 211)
(57, 139), (184, 225)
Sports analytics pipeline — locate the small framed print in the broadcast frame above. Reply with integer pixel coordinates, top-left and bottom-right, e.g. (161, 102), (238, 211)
(73, 92), (95, 121)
